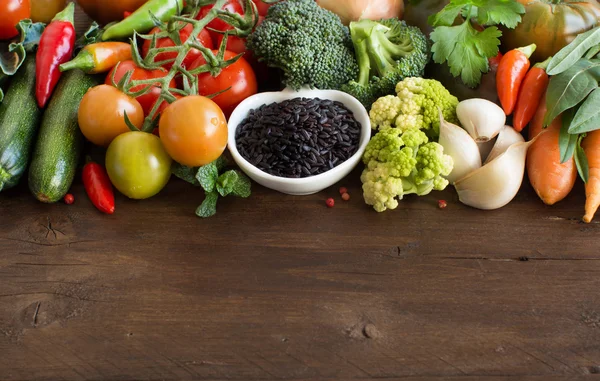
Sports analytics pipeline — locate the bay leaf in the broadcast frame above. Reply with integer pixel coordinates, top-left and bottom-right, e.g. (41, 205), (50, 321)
(543, 59), (600, 127)
(569, 87), (600, 134)
(547, 26), (600, 75)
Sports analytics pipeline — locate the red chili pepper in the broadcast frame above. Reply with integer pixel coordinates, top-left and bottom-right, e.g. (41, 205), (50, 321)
(513, 57), (552, 132)
(36, 3), (76, 108)
(496, 44), (536, 116)
(83, 161), (115, 215)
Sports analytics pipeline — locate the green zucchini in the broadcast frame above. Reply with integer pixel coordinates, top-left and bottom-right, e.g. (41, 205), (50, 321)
(28, 70), (100, 203)
(0, 56), (42, 191)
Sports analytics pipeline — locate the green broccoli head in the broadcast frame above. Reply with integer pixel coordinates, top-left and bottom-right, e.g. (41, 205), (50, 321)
(361, 128), (453, 212)
(369, 77), (459, 139)
(247, 0), (358, 90)
(341, 18), (430, 108)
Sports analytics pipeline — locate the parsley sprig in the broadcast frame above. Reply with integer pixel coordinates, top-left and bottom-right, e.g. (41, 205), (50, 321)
(428, 0), (525, 88)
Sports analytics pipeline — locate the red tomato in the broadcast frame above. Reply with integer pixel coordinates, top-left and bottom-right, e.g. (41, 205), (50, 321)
(142, 24), (214, 70)
(105, 60), (177, 117)
(197, 0), (244, 33)
(189, 50), (257, 117)
(252, 0), (273, 16)
(0, 0), (30, 40)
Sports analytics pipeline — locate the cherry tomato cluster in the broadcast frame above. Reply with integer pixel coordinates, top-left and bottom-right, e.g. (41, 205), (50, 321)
(76, 0), (264, 203)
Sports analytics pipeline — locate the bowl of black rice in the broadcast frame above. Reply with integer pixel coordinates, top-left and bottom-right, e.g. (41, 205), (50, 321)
(228, 88), (371, 195)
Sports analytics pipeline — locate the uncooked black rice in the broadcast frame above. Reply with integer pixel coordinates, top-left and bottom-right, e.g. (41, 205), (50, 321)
(235, 97), (361, 178)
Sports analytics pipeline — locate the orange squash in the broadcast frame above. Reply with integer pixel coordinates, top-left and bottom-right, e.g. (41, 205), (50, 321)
(76, 0), (148, 25)
(502, 0), (600, 63)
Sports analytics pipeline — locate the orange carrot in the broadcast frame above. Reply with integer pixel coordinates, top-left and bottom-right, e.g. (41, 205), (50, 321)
(527, 93), (577, 205)
(582, 130), (600, 223)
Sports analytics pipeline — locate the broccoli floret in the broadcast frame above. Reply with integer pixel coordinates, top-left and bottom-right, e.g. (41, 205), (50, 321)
(246, 0), (358, 90)
(369, 77), (459, 139)
(361, 128), (453, 213)
(341, 19), (430, 108)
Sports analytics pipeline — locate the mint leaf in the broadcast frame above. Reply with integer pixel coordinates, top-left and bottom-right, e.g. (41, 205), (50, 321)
(474, 0), (525, 29)
(232, 171), (252, 198)
(196, 162), (218, 192)
(216, 170), (239, 197)
(171, 162), (200, 186)
(431, 21), (501, 88)
(196, 191), (219, 218)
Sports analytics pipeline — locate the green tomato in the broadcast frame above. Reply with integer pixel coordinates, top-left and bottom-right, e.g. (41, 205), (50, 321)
(106, 131), (173, 199)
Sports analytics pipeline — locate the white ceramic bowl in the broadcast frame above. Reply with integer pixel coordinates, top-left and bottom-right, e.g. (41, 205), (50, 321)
(228, 88), (371, 195)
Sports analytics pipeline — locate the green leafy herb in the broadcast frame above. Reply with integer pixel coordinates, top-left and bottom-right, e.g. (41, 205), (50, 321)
(575, 135), (590, 183)
(543, 58), (600, 127)
(429, 0), (525, 88)
(559, 108), (578, 164)
(0, 20), (45, 77)
(569, 87), (600, 134)
(171, 162), (200, 186)
(546, 26), (600, 76)
(196, 191), (219, 218)
(174, 156), (252, 218)
(75, 22), (102, 52)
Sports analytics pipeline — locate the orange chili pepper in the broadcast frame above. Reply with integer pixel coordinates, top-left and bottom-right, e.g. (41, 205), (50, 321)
(59, 42), (132, 74)
(513, 57), (551, 132)
(496, 44), (536, 115)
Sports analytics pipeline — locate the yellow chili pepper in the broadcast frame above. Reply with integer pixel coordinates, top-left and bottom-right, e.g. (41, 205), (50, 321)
(59, 42), (132, 74)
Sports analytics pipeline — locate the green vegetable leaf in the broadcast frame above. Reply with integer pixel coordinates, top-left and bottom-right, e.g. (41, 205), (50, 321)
(575, 135), (590, 183)
(75, 22), (102, 51)
(569, 87), (600, 134)
(428, 3), (465, 27)
(216, 170), (239, 197)
(559, 108), (578, 163)
(0, 20), (45, 77)
(231, 171), (252, 198)
(431, 21), (501, 88)
(473, 0), (525, 29)
(196, 191), (219, 218)
(196, 162), (219, 192)
(171, 162), (200, 186)
(544, 58), (600, 127)
(547, 26), (600, 76)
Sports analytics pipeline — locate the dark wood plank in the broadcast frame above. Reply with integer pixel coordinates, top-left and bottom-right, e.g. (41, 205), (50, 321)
(1, 171), (600, 380)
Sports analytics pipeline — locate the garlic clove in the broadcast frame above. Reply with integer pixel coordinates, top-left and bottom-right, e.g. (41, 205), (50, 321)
(478, 138), (496, 163)
(456, 98), (506, 143)
(454, 137), (538, 210)
(485, 125), (525, 164)
(438, 110), (482, 183)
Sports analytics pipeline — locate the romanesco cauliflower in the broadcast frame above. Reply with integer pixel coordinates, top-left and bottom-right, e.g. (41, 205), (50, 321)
(369, 77), (459, 138)
(361, 128), (453, 212)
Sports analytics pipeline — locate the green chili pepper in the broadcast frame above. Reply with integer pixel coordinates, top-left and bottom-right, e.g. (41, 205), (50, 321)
(101, 0), (185, 41)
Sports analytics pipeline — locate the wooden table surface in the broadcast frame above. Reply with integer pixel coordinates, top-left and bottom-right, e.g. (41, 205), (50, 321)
(1, 166), (600, 381)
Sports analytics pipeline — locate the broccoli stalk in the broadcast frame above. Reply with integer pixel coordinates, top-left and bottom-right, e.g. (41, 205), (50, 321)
(352, 20), (415, 85)
(342, 19), (430, 108)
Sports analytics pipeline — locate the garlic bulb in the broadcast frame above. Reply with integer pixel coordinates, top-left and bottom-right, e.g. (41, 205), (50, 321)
(485, 126), (525, 164)
(456, 99), (506, 143)
(454, 139), (536, 210)
(438, 111), (481, 183)
(478, 139), (496, 163)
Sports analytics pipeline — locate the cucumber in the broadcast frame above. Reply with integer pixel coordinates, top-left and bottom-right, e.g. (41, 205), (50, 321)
(0, 56), (42, 191)
(28, 70), (100, 203)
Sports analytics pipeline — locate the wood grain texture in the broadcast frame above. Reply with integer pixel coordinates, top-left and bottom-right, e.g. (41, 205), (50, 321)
(1, 169), (600, 380)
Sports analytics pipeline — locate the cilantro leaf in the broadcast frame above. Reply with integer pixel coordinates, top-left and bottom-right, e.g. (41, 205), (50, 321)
(474, 0), (525, 29)
(231, 171), (252, 198)
(216, 170), (239, 197)
(196, 162), (219, 192)
(428, 3), (465, 27)
(196, 191), (219, 218)
(431, 21), (501, 88)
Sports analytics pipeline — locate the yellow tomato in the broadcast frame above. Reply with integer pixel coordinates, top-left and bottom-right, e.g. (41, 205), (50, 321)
(30, 0), (67, 24)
